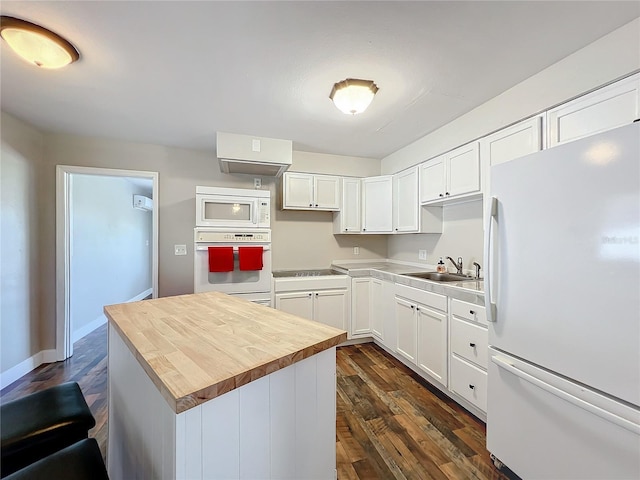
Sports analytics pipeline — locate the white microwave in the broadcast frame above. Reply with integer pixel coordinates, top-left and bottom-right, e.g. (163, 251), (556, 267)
(195, 186), (271, 228)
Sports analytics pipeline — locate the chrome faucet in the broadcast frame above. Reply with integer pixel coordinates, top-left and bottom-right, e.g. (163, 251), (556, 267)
(446, 256), (464, 275)
(473, 262), (482, 279)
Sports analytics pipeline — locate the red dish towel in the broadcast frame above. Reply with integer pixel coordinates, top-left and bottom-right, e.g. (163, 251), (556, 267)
(238, 246), (264, 271)
(208, 246), (234, 272)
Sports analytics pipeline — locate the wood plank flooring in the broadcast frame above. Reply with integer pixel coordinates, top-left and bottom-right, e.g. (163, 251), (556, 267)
(1, 325), (519, 479)
(336, 344), (518, 479)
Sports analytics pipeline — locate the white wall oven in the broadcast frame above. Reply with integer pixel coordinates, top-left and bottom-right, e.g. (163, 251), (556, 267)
(194, 228), (272, 305)
(196, 186), (270, 229)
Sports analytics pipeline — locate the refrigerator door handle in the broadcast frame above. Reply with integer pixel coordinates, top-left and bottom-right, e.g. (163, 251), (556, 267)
(484, 196), (498, 322)
(491, 355), (640, 435)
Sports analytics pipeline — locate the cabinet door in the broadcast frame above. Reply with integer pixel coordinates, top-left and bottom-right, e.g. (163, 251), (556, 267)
(341, 177), (361, 232)
(314, 175), (341, 210)
(393, 167), (419, 232)
(362, 176), (393, 233)
(417, 305), (448, 387)
(314, 289), (348, 331)
(351, 278), (371, 337)
(420, 156), (445, 203)
(370, 278), (384, 340)
(446, 142), (480, 198)
(395, 297), (417, 364)
(480, 116), (542, 227)
(275, 291), (313, 320)
(547, 73), (640, 147)
(283, 173), (314, 209)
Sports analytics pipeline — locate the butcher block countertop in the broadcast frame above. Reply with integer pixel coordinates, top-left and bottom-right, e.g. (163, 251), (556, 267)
(104, 291), (347, 414)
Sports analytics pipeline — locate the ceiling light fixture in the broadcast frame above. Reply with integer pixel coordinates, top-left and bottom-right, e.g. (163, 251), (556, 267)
(0, 16), (79, 69)
(329, 78), (379, 115)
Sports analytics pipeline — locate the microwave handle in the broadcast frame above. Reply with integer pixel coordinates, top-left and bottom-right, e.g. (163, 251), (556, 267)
(252, 200), (259, 225)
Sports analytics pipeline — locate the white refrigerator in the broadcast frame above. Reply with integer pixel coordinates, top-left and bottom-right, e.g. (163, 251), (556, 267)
(484, 122), (640, 479)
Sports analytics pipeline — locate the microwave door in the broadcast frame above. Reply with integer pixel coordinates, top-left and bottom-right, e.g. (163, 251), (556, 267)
(199, 196), (257, 227)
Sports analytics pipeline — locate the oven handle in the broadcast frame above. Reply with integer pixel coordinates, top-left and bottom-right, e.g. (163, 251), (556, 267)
(195, 246), (271, 252)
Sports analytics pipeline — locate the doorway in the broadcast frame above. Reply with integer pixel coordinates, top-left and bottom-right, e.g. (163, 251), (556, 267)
(56, 166), (159, 360)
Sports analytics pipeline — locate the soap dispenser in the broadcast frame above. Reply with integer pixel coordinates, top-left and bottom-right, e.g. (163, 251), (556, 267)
(436, 257), (446, 273)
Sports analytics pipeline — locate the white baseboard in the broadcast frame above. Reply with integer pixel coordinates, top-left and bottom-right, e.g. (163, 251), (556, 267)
(72, 314), (107, 344)
(71, 287), (152, 344)
(128, 287), (153, 303)
(0, 349), (57, 390)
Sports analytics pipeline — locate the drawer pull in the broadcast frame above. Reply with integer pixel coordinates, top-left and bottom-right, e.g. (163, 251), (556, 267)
(469, 310), (475, 315)
(469, 384), (475, 390)
(469, 342), (476, 347)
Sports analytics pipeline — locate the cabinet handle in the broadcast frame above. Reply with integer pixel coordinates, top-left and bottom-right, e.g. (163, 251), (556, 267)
(395, 228), (398, 231)
(308, 293), (312, 297)
(411, 305), (415, 309)
(416, 307), (420, 311)
(363, 228), (366, 231)
(445, 192), (450, 196)
(315, 204), (318, 207)
(345, 228), (348, 231)
(469, 342), (476, 347)
(315, 293), (319, 297)
(469, 310), (475, 315)
(439, 193), (444, 197)
(469, 384), (475, 390)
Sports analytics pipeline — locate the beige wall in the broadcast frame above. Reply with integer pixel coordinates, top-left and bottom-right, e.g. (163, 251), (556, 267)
(383, 18), (640, 270)
(1, 113), (45, 373)
(13, 131), (380, 355)
(388, 200), (484, 273)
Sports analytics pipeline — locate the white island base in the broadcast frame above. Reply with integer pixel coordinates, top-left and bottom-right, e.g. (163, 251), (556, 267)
(108, 326), (338, 480)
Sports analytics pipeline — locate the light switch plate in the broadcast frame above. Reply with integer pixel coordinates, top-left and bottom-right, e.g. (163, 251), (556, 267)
(418, 250), (427, 260)
(353, 246), (360, 255)
(174, 244), (187, 256)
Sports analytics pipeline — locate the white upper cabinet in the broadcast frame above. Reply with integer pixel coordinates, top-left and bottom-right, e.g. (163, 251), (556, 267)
(362, 175), (393, 233)
(419, 156), (446, 203)
(282, 172), (340, 210)
(547, 73), (640, 148)
(420, 142), (481, 204)
(333, 177), (361, 234)
(393, 167), (420, 232)
(393, 166), (443, 234)
(447, 142), (481, 198)
(480, 115), (543, 226)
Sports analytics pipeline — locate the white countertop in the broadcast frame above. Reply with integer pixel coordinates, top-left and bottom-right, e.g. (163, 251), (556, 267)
(331, 260), (485, 305)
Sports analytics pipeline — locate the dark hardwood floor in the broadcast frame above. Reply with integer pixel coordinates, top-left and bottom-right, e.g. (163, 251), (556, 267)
(1, 325), (517, 479)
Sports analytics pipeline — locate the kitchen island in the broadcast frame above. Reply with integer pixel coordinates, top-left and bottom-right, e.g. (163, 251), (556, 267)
(104, 291), (347, 480)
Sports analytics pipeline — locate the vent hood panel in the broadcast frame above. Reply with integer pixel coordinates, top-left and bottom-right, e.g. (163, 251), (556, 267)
(217, 132), (292, 177)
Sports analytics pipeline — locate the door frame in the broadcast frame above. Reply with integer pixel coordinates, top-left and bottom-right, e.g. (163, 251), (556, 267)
(55, 165), (159, 360)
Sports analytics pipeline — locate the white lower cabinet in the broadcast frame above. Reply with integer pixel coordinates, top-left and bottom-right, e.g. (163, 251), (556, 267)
(351, 277), (371, 337)
(274, 276), (350, 331)
(449, 298), (488, 413)
(370, 278), (384, 340)
(395, 284), (448, 388)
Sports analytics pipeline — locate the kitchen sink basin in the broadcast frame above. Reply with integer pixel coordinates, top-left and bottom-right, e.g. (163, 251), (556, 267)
(405, 271), (475, 282)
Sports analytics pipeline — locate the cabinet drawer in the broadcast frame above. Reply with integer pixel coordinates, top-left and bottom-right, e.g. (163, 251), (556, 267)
(450, 356), (487, 413)
(274, 276), (349, 292)
(451, 299), (486, 325)
(450, 318), (488, 369)
(395, 284), (447, 312)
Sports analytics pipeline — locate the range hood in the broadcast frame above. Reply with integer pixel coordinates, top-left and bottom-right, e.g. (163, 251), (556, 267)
(217, 132), (292, 177)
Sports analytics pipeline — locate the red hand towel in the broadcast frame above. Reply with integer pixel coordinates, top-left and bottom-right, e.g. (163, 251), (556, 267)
(238, 246), (263, 271)
(208, 246), (234, 272)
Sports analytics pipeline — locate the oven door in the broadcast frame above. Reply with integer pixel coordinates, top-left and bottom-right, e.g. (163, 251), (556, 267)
(194, 242), (272, 294)
(196, 195), (259, 228)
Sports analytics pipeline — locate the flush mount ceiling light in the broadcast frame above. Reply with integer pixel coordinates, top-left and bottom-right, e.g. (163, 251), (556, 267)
(0, 16), (79, 69)
(329, 78), (379, 115)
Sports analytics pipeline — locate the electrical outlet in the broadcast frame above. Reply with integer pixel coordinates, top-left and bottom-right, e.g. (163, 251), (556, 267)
(254, 178), (261, 189)
(353, 246), (360, 255)
(174, 244), (187, 256)
(418, 250), (427, 260)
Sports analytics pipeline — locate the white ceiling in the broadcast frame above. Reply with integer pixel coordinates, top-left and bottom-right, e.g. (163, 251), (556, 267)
(1, 1), (638, 160)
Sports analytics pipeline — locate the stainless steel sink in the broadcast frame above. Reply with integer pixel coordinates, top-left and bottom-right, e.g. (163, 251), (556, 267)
(405, 271), (475, 282)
